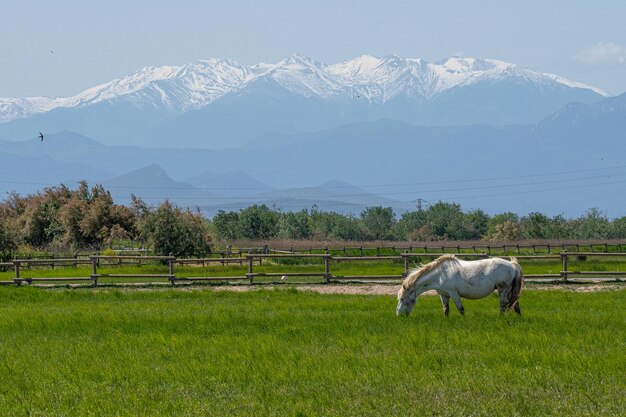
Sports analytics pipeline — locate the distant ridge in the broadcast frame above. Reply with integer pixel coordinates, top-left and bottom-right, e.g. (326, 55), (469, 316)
(0, 54), (606, 148)
(0, 54), (606, 122)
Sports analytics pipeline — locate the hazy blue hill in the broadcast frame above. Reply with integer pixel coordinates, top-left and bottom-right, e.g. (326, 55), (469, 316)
(0, 131), (106, 160)
(103, 164), (218, 207)
(1, 92), (625, 216)
(422, 78), (603, 126)
(142, 77), (354, 149)
(534, 92), (626, 142)
(0, 151), (113, 195)
(183, 170), (274, 197)
(0, 100), (174, 146)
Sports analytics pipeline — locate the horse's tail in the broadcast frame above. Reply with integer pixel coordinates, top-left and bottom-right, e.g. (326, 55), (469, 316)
(508, 257), (524, 309)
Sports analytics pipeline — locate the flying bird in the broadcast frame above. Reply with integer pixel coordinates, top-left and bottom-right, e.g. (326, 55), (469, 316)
(49, 50), (55, 54)
(39, 132), (44, 141)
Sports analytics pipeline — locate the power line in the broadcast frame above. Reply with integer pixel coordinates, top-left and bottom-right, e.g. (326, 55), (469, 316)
(68, 172), (626, 201)
(1, 163), (626, 192)
(100, 178), (626, 209)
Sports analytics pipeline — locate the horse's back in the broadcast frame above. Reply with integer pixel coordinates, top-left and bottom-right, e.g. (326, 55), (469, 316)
(452, 258), (517, 299)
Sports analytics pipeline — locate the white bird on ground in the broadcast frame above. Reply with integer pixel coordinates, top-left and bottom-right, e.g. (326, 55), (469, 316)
(281, 275), (288, 281)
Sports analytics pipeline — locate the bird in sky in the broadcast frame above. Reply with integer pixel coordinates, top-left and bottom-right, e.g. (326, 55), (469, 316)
(39, 132), (44, 141)
(49, 50), (55, 54)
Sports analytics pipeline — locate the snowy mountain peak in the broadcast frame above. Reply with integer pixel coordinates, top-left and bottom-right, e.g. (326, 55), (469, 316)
(0, 54), (608, 123)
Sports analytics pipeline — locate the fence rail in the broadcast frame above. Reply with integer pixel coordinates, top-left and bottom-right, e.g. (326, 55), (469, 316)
(246, 241), (626, 255)
(2, 252), (626, 287)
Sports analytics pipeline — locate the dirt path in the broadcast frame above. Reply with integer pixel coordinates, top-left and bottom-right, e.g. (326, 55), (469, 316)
(35, 280), (625, 294)
(208, 282), (625, 296)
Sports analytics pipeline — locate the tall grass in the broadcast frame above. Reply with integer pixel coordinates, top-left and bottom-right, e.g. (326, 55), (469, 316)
(0, 287), (624, 416)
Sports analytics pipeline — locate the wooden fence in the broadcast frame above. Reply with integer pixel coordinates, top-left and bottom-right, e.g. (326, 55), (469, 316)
(3, 252), (626, 287)
(263, 242), (626, 255)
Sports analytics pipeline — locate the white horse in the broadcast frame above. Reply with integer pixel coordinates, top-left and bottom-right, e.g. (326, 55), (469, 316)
(396, 254), (524, 317)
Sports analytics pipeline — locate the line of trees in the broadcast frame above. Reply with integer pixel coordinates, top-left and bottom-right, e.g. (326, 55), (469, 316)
(2, 182), (626, 260)
(212, 203), (626, 242)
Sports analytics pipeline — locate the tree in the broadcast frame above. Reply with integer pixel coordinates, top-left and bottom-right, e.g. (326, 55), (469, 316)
(278, 210), (311, 239)
(360, 206), (395, 240)
(238, 205), (279, 240)
(571, 208), (610, 239)
(610, 216), (626, 239)
(520, 212), (551, 239)
(139, 201), (211, 256)
(463, 209), (489, 240)
(393, 210), (428, 240)
(487, 212), (520, 241)
(0, 219), (18, 261)
(310, 210), (363, 240)
(212, 210), (240, 241)
(424, 202), (465, 240)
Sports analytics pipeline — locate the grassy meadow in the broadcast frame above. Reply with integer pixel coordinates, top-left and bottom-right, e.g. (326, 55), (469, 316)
(0, 286), (624, 416)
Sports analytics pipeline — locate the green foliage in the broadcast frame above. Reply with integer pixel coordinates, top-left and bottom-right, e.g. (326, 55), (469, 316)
(487, 212), (520, 241)
(3, 181), (626, 253)
(463, 209), (489, 240)
(238, 204), (280, 239)
(393, 210), (427, 240)
(278, 210), (312, 239)
(421, 202), (466, 240)
(208, 200), (626, 243)
(610, 216), (626, 238)
(0, 219), (18, 261)
(570, 208), (611, 239)
(360, 206), (395, 240)
(212, 210), (240, 240)
(310, 209), (364, 240)
(138, 200), (211, 257)
(0, 183), (137, 253)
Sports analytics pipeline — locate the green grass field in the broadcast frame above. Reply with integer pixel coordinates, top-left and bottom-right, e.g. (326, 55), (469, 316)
(0, 286), (624, 416)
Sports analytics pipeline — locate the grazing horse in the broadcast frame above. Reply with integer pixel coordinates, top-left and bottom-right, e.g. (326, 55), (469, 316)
(396, 255), (524, 317)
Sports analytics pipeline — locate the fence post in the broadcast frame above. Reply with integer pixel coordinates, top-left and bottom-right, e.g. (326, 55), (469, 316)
(403, 252), (409, 277)
(13, 260), (21, 285)
(90, 254), (98, 287)
(561, 252), (568, 282)
(247, 255), (254, 285)
(324, 254), (331, 283)
(169, 253), (175, 286)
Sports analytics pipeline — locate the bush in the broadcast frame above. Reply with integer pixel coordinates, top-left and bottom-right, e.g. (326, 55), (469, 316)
(138, 201), (212, 257)
(360, 206), (395, 240)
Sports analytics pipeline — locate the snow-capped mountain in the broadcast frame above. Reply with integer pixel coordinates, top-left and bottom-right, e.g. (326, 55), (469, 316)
(0, 54), (606, 123)
(0, 54), (607, 148)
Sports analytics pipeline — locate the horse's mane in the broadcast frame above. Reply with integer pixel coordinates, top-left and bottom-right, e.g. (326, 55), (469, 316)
(402, 254), (458, 289)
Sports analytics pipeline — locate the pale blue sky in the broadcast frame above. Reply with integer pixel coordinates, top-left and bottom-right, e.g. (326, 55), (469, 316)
(1, 0), (625, 97)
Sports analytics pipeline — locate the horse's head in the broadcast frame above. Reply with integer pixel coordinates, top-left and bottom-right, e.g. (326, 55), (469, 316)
(396, 285), (417, 316)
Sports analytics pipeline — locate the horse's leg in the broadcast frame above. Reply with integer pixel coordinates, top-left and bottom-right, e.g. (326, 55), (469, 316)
(449, 291), (464, 315)
(439, 294), (450, 317)
(513, 301), (521, 315)
(498, 288), (510, 315)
